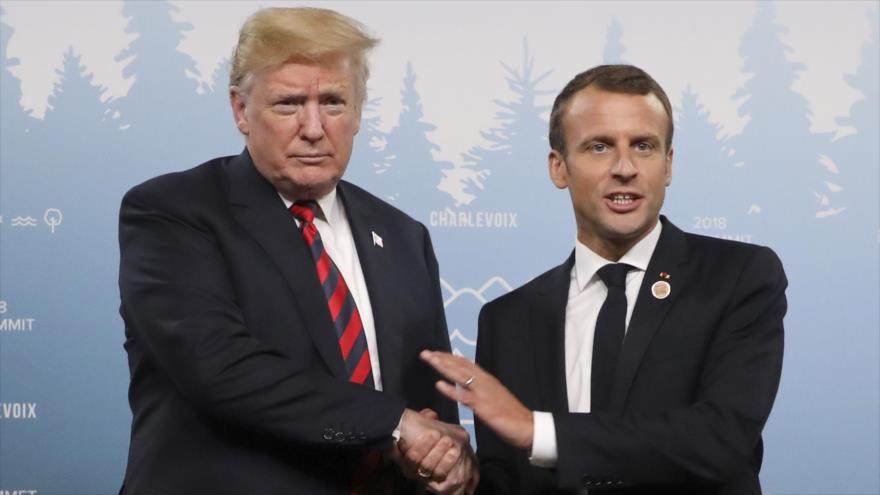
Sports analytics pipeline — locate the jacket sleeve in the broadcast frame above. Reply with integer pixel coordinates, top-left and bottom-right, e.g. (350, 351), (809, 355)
(554, 246), (786, 490)
(422, 225), (461, 425)
(473, 304), (519, 494)
(118, 186), (406, 450)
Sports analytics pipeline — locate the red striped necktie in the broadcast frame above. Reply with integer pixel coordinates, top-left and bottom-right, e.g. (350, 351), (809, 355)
(290, 200), (375, 388)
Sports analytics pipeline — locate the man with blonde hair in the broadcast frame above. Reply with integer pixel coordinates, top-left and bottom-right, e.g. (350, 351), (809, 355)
(118, 7), (475, 494)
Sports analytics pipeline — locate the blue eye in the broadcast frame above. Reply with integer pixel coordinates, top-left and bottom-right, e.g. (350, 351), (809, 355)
(592, 143), (608, 153)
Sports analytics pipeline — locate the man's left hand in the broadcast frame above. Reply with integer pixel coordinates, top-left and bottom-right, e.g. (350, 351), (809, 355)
(420, 350), (534, 451)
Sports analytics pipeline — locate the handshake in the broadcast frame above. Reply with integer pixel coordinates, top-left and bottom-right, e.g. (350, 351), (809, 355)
(389, 349), (535, 495)
(392, 407), (479, 495)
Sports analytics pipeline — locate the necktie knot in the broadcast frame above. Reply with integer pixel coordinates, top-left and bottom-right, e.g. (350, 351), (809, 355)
(597, 263), (633, 289)
(290, 200), (320, 224)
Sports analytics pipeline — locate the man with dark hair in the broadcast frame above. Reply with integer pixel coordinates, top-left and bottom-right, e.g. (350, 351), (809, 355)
(422, 64), (786, 494)
(548, 65), (675, 154)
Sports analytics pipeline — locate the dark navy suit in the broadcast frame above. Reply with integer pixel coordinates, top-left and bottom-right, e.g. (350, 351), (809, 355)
(474, 218), (785, 494)
(118, 150), (456, 494)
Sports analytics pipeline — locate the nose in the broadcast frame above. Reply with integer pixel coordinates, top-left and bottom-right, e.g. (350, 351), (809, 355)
(611, 151), (637, 181)
(299, 101), (325, 143)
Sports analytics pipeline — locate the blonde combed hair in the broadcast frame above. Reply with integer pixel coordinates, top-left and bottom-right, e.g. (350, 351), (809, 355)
(230, 7), (379, 107)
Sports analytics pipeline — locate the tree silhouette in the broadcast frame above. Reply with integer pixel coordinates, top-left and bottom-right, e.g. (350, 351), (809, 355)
(837, 12), (880, 146)
(603, 17), (627, 64)
(381, 62), (451, 218)
(206, 57), (231, 104)
(832, 10), (878, 242)
(664, 86), (740, 227)
(0, 21), (137, 493)
(460, 39), (553, 210)
(198, 56), (243, 158)
(27, 46), (125, 203)
(728, 1), (833, 242)
(424, 39), (572, 291)
(1, 6), (39, 211)
(42, 47), (115, 139)
(753, 11), (879, 495)
(114, 0), (205, 161)
(457, 39), (568, 241)
(0, 6), (37, 148)
(345, 95), (390, 193)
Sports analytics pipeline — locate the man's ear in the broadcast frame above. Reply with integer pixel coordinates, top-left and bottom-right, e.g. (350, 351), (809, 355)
(548, 149), (569, 190)
(665, 147), (673, 187)
(230, 87), (249, 135)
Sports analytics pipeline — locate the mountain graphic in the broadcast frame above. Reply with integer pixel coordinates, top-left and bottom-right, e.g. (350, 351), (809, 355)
(449, 328), (476, 347)
(450, 329), (477, 356)
(440, 276), (513, 307)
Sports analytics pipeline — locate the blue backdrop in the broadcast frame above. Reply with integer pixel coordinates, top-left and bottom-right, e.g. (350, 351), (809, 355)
(1, 2), (877, 494)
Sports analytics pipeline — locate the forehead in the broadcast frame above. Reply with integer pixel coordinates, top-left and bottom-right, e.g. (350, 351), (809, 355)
(563, 86), (668, 139)
(255, 56), (356, 95)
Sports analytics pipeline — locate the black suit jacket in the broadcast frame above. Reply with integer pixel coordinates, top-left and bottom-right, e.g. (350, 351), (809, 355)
(118, 150), (457, 494)
(474, 217), (785, 494)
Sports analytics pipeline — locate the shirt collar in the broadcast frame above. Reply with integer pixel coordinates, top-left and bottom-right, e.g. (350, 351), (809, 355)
(278, 188), (340, 226)
(574, 219), (663, 291)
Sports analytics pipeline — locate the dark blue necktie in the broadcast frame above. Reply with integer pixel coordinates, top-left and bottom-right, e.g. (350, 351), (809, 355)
(591, 263), (633, 412)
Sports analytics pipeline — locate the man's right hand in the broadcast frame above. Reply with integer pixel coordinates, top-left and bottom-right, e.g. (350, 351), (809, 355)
(392, 408), (471, 487)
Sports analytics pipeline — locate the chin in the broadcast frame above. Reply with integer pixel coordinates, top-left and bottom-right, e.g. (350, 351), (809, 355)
(606, 222), (651, 242)
(290, 178), (339, 199)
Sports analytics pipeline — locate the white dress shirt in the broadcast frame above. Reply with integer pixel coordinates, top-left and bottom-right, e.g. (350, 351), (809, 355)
(280, 189), (384, 391)
(530, 221), (663, 466)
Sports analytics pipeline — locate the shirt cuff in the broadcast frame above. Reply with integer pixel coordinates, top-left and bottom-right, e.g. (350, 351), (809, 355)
(528, 411), (558, 467)
(392, 411), (404, 442)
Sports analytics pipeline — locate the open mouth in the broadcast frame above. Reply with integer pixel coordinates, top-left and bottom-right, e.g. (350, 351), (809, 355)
(605, 192), (642, 212)
(610, 193), (636, 205)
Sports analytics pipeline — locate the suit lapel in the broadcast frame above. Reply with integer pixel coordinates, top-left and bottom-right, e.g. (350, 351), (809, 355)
(609, 217), (691, 415)
(531, 254), (574, 412)
(226, 150), (346, 379)
(336, 182), (403, 397)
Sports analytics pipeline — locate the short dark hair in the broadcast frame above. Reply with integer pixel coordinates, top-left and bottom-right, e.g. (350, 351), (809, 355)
(548, 64), (674, 155)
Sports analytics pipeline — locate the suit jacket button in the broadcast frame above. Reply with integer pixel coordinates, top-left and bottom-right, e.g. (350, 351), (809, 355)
(616, 481), (624, 486)
(323, 428), (334, 441)
(335, 431), (346, 442)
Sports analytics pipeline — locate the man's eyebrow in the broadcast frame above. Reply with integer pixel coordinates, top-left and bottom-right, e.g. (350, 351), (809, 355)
(268, 90), (307, 101)
(576, 135), (614, 149)
(630, 134), (661, 144)
(318, 85), (348, 97)
(267, 86), (348, 100)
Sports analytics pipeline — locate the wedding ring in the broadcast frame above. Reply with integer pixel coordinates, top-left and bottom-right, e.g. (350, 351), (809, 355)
(462, 376), (475, 388)
(417, 467), (432, 479)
